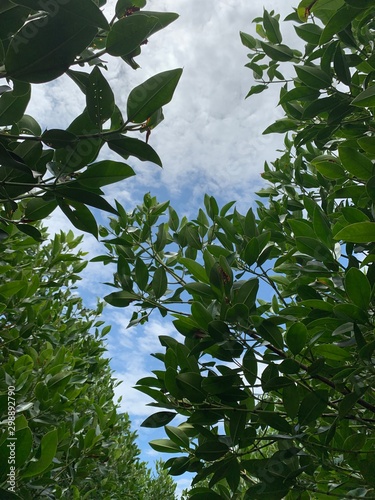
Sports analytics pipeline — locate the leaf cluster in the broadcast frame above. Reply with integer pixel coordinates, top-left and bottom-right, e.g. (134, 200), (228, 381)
(0, 0), (182, 240)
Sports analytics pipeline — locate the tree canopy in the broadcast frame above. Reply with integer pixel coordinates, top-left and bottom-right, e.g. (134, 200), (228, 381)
(2, 0), (375, 498)
(0, 226), (176, 498)
(97, 1), (375, 498)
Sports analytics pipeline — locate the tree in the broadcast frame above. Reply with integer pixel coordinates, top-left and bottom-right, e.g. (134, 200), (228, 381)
(0, 225), (176, 499)
(0, 0), (181, 241)
(99, 1), (375, 498)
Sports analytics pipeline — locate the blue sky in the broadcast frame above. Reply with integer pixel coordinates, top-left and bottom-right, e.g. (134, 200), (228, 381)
(28, 0), (294, 495)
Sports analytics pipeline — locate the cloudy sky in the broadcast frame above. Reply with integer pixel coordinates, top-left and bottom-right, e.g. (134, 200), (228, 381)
(27, 0), (294, 494)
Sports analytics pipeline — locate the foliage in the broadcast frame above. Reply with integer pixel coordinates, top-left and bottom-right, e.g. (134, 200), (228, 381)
(0, 226), (176, 499)
(0, 0), (181, 240)
(99, 1), (375, 498)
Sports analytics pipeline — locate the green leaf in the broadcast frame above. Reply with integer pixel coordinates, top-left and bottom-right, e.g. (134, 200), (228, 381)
(298, 390), (328, 425)
(263, 10), (282, 44)
(338, 392), (362, 418)
(261, 42), (295, 62)
(263, 119), (298, 135)
(313, 344), (351, 361)
(286, 322), (307, 355)
(0, 86), (31, 126)
(233, 278), (259, 310)
(185, 282), (215, 299)
(104, 290), (139, 307)
(240, 31), (257, 49)
(311, 154), (345, 179)
(180, 257), (209, 283)
(24, 198), (58, 220)
(283, 384), (300, 419)
(279, 87), (320, 105)
(22, 429), (58, 478)
(256, 319), (283, 350)
(339, 145), (373, 180)
(188, 489), (223, 500)
(294, 65), (331, 89)
(201, 375), (239, 395)
(149, 439), (181, 453)
(243, 349), (257, 386)
(86, 67), (115, 127)
(296, 236), (334, 262)
(16, 114), (41, 135)
(319, 5), (359, 44)
(195, 441), (229, 461)
(127, 68), (183, 123)
(13, 0), (109, 30)
(294, 23), (322, 44)
(41, 129), (78, 149)
(345, 267), (371, 309)
(107, 12), (178, 57)
(334, 44), (351, 86)
(0, 490), (23, 500)
(176, 372), (206, 403)
(5, 16), (97, 83)
(245, 84), (268, 98)
(141, 411), (176, 428)
(257, 411), (292, 433)
(191, 301), (212, 330)
(334, 222), (375, 243)
(152, 266), (168, 298)
(165, 425), (189, 449)
(58, 200), (98, 238)
(135, 257), (149, 291)
(0, 280), (27, 298)
(55, 186), (117, 215)
(78, 160), (135, 188)
(17, 223), (43, 241)
(107, 135), (162, 167)
(352, 85), (375, 107)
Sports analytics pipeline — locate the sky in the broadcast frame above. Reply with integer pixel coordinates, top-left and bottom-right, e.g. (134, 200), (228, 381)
(27, 0), (295, 495)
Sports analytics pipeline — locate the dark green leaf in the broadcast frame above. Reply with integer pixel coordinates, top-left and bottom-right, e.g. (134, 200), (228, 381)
(339, 145), (373, 180)
(176, 372), (206, 403)
(58, 200), (98, 238)
(78, 160), (135, 188)
(286, 322), (307, 355)
(345, 267), (371, 309)
(22, 429), (58, 478)
(5, 16), (97, 83)
(86, 67), (115, 127)
(263, 10), (282, 44)
(0, 86), (30, 126)
(41, 129), (78, 149)
(352, 85), (375, 107)
(256, 320), (283, 350)
(294, 65), (331, 89)
(334, 222), (375, 243)
(104, 290), (139, 307)
(127, 68), (183, 123)
(107, 12), (178, 57)
(152, 266), (168, 298)
(141, 411), (176, 428)
(195, 441), (229, 461)
(298, 390), (328, 425)
(149, 439), (181, 453)
(263, 119), (298, 134)
(261, 42), (295, 62)
(107, 135), (162, 167)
